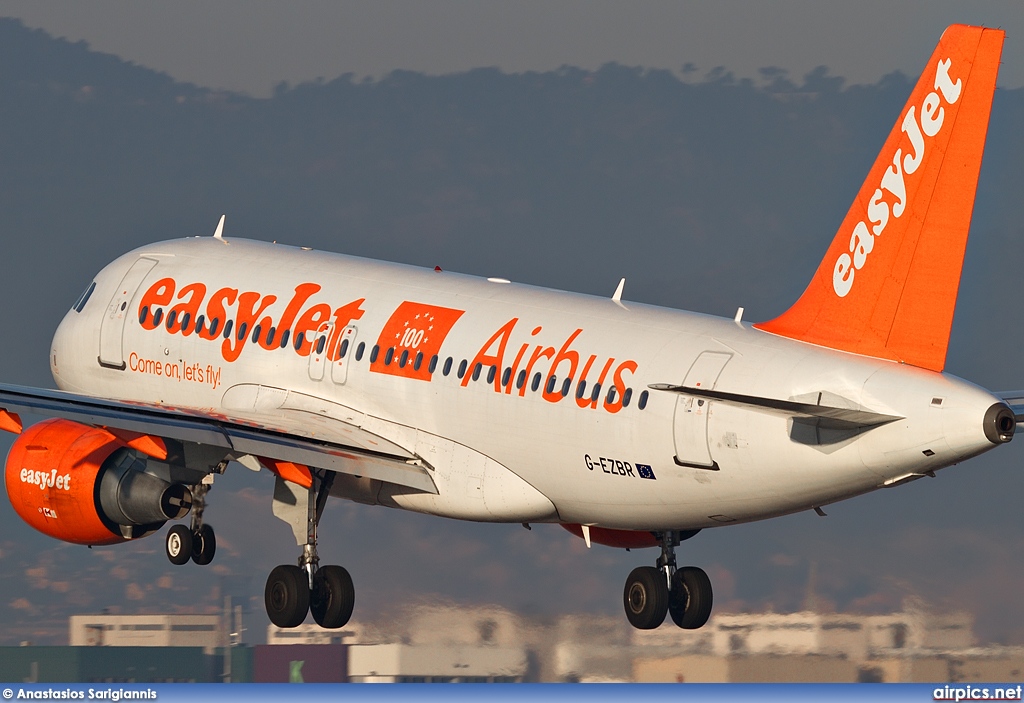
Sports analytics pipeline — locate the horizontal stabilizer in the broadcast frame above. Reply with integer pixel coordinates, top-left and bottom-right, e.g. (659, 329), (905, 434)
(649, 384), (902, 429)
(996, 391), (1024, 423)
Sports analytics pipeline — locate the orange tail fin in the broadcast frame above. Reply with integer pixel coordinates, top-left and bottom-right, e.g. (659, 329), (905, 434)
(755, 25), (1003, 372)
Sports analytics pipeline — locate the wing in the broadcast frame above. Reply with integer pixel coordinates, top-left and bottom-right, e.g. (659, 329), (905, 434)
(0, 382), (436, 494)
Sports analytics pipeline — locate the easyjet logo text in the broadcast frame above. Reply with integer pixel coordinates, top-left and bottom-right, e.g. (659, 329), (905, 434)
(137, 278), (365, 363)
(832, 57), (963, 297)
(20, 467), (71, 491)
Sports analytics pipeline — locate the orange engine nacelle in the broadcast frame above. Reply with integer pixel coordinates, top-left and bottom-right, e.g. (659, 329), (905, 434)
(5, 418), (192, 546)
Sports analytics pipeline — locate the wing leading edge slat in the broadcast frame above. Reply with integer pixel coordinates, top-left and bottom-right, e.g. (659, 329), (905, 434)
(0, 383), (437, 494)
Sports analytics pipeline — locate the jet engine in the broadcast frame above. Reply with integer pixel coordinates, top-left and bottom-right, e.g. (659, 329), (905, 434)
(4, 418), (192, 545)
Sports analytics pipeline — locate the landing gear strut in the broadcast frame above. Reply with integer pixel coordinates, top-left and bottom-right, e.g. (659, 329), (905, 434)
(623, 530), (712, 630)
(265, 469), (354, 629)
(164, 477), (216, 566)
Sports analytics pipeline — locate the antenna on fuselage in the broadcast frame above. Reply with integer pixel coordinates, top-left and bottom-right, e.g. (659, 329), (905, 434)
(612, 278), (625, 302)
(212, 214), (226, 240)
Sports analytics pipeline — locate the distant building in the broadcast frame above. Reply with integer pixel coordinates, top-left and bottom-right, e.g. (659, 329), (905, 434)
(632, 608), (974, 661)
(69, 614), (223, 653)
(266, 622), (364, 645)
(348, 643), (526, 683)
(57, 602), (1024, 683)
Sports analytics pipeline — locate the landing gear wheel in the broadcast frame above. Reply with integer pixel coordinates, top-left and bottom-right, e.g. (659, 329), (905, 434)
(191, 524), (216, 566)
(623, 566), (669, 629)
(311, 565), (355, 629)
(265, 565), (310, 628)
(669, 566), (713, 629)
(165, 524), (193, 566)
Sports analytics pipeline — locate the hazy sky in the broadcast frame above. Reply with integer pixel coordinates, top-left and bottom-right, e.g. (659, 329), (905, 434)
(1, 1), (1023, 96)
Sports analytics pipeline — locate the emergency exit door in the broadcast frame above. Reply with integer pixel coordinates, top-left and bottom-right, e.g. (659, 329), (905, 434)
(672, 351), (732, 470)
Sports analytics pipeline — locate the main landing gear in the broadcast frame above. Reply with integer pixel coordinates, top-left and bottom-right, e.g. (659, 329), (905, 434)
(165, 479), (217, 566)
(623, 530), (713, 630)
(264, 469), (355, 629)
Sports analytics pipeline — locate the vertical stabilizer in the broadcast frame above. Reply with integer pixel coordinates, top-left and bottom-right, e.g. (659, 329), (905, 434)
(755, 25), (1004, 372)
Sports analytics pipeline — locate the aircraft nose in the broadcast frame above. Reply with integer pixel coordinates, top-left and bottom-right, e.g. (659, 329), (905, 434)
(984, 402), (1016, 444)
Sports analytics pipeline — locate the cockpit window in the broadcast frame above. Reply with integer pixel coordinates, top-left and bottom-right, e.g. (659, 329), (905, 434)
(73, 282), (96, 313)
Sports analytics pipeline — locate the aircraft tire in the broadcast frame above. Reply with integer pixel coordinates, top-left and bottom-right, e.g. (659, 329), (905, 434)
(669, 566), (713, 629)
(623, 566), (669, 629)
(165, 524), (193, 566)
(265, 565), (310, 628)
(191, 524), (216, 566)
(310, 565), (355, 629)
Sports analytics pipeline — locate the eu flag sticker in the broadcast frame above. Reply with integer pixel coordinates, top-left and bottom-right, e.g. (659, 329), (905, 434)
(636, 464), (657, 480)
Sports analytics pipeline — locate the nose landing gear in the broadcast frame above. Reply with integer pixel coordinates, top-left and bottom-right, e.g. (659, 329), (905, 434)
(623, 530), (712, 630)
(164, 478), (216, 566)
(264, 469), (355, 629)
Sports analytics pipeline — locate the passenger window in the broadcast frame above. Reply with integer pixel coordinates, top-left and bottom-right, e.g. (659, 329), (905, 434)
(399, 349), (409, 368)
(561, 378), (572, 397)
(355, 342), (365, 361)
(591, 383), (602, 402)
(266, 327), (276, 345)
(501, 368), (511, 387)
(166, 310), (178, 330)
(531, 373), (542, 392)
(414, 352), (423, 371)
(279, 328), (290, 349)
(340, 339), (350, 358)
(384, 347), (394, 365)
(195, 315), (205, 334)
(516, 370), (527, 389)
(294, 332), (304, 351)
(180, 312), (191, 330)
(152, 309), (164, 327)
(458, 360), (467, 379)
(223, 319), (233, 340)
(209, 317), (220, 337)
(472, 363), (482, 381)
(237, 322), (248, 341)
(576, 380), (587, 399)
(487, 366), (496, 384)
(139, 306), (149, 325)
(251, 324), (262, 344)
(370, 345), (380, 363)
(637, 390), (648, 409)
(442, 357), (452, 376)
(607, 386), (617, 404)
(546, 376), (557, 394)
(429, 355), (438, 373)
(314, 336), (325, 354)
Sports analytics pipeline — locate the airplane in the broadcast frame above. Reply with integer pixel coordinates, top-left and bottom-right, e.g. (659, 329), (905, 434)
(1, 24), (1017, 632)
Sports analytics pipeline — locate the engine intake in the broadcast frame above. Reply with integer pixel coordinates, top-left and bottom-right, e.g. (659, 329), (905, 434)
(4, 418), (192, 545)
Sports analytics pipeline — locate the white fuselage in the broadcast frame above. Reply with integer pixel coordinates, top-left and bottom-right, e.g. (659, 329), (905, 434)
(50, 238), (1002, 531)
